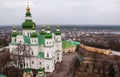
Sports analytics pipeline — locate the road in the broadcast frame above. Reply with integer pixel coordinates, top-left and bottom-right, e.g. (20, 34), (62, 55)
(112, 51), (120, 56)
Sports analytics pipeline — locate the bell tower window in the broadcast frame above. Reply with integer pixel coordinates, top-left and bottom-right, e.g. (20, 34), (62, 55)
(47, 53), (49, 58)
(34, 40), (36, 43)
(32, 61), (34, 64)
(31, 52), (33, 55)
(47, 65), (49, 70)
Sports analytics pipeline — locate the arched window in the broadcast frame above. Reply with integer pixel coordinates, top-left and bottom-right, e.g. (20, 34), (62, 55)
(34, 40), (36, 43)
(47, 53), (49, 57)
(31, 52), (33, 55)
(32, 61), (34, 64)
(39, 62), (41, 65)
(57, 57), (59, 60)
(47, 65), (49, 70)
(26, 63), (28, 66)
(27, 33), (29, 37)
(15, 39), (16, 42)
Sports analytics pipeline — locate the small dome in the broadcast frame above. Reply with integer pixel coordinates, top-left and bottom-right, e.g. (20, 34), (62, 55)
(45, 33), (52, 38)
(22, 20), (36, 29)
(38, 68), (44, 73)
(47, 26), (50, 31)
(57, 25), (60, 29)
(55, 31), (61, 35)
(11, 32), (18, 37)
(24, 68), (31, 73)
(26, 12), (31, 17)
(40, 31), (46, 35)
(41, 25), (45, 29)
(55, 26), (61, 35)
(13, 26), (16, 30)
(30, 32), (38, 38)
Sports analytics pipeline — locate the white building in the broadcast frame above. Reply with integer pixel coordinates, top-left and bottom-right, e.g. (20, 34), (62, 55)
(9, 4), (62, 73)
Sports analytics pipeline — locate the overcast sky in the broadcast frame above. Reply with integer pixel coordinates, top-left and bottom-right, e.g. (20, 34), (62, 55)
(0, 0), (120, 26)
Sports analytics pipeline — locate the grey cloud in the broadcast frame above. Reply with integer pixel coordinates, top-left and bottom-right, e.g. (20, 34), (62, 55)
(0, 0), (120, 26)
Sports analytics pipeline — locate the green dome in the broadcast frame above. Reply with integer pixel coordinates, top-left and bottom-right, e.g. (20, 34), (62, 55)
(45, 33), (52, 38)
(40, 31), (46, 35)
(30, 32), (38, 38)
(40, 26), (46, 35)
(24, 68), (31, 73)
(38, 68), (44, 73)
(55, 31), (61, 35)
(55, 26), (61, 35)
(26, 12), (31, 17)
(22, 20), (36, 29)
(56, 25), (60, 29)
(47, 26), (50, 31)
(11, 32), (18, 37)
(13, 26), (16, 30)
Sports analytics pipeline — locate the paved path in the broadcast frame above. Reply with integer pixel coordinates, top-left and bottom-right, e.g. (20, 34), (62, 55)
(113, 61), (120, 77)
(112, 51), (120, 56)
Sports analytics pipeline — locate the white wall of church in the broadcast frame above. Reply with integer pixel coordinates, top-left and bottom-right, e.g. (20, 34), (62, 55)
(31, 57), (38, 69)
(55, 42), (62, 51)
(38, 58), (44, 68)
(30, 46), (39, 56)
(44, 59), (55, 72)
(12, 37), (16, 43)
(30, 38), (38, 44)
(40, 45), (44, 52)
(55, 36), (61, 42)
(44, 47), (54, 58)
(57, 51), (62, 62)
(16, 35), (25, 44)
(10, 28), (63, 73)
(45, 39), (53, 46)
(25, 58), (30, 68)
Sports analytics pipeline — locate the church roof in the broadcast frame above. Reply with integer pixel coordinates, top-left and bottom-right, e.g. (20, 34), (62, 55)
(62, 40), (76, 49)
(23, 33), (45, 45)
(22, 34), (46, 45)
(0, 74), (6, 77)
(22, 4), (36, 30)
(26, 12), (31, 17)
(38, 35), (45, 45)
(45, 33), (52, 38)
(55, 26), (61, 35)
(38, 68), (44, 73)
(30, 32), (38, 38)
(73, 41), (80, 45)
(23, 35), (30, 44)
(22, 20), (36, 30)
(37, 52), (44, 58)
(40, 31), (46, 35)
(55, 31), (61, 35)
(62, 40), (80, 49)
(11, 32), (18, 37)
(24, 68), (31, 73)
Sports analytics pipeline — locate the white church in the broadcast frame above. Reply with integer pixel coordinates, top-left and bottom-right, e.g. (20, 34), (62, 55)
(9, 4), (62, 73)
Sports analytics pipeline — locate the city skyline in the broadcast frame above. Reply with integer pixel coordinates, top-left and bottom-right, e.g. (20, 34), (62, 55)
(0, 0), (120, 26)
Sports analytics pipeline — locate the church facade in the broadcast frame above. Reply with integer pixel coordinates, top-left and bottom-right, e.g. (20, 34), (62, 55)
(9, 4), (62, 73)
